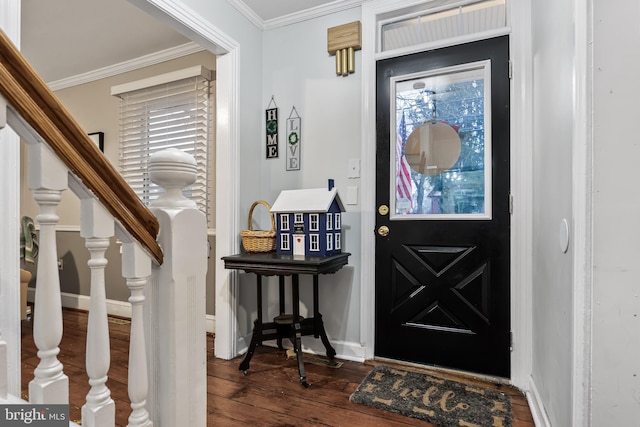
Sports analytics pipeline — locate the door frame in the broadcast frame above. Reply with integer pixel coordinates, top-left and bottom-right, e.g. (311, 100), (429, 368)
(361, 0), (533, 389)
(129, 0), (242, 360)
(375, 40), (512, 377)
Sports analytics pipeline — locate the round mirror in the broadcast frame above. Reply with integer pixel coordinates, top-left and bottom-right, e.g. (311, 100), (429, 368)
(404, 122), (461, 176)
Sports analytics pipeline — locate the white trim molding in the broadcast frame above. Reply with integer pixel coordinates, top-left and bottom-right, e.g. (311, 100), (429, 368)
(130, 0), (239, 54)
(359, 0), (378, 361)
(228, 0), (364, 31)
(48, 42), (204, 91)
(571, 0), (593, 425)
(26, 289), (216, 333)
(238, 334), (368, 364)
(508, 0), (534, 392)
(226, 0), (263, 30)
(528, 376), (553, 427)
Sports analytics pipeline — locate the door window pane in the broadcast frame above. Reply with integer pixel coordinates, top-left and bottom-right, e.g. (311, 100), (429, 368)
(391, 61), (492, 220)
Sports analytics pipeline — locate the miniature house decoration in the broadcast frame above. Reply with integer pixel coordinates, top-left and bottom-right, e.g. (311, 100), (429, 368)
(270, 180), (345, 257)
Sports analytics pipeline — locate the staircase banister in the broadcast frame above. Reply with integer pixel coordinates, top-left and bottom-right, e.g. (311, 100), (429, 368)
(0, 29), (162, 265)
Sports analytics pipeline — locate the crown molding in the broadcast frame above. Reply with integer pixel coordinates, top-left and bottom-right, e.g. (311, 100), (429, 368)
(47, 41), (204, 91)
(228, 0), (364, 31)
(227, 0), (263, 30)
(264, 0), (364, 30)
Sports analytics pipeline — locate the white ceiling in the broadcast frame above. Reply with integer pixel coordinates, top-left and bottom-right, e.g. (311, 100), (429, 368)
(20, 0), (342, 84)
(240, 0), (341, 22)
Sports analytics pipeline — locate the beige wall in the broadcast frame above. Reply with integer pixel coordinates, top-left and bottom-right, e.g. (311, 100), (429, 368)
(21, 50), (217, 315)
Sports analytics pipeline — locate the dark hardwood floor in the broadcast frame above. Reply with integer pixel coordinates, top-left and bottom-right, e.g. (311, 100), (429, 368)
(20, 308), (535, 426)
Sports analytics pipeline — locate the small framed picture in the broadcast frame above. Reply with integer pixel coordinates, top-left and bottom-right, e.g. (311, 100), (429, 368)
(88, 132), (104, 152)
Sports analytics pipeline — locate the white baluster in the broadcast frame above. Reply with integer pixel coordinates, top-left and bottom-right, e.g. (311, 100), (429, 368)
(0, 327), (7, 400)
(28, 143), (69, 404)
(80, 198), (115, 426)
(122, 241), (153, 427)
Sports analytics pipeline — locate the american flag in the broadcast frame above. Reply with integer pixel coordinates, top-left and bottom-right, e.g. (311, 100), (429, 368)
(396, 112), (413, 207)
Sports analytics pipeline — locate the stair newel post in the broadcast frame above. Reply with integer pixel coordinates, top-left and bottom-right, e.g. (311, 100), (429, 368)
(80, 197), (115, 427)
(27, 143), (69, 404)
(121, 241), (153, 427)
(0, 94), (10, 401)
(147, 148), (208, 427)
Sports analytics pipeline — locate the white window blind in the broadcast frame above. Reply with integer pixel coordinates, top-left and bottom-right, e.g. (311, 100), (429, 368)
(112, 66), (213, 220)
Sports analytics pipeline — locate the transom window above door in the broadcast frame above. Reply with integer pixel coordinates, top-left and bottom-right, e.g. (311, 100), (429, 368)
(379, 0), (508, 53)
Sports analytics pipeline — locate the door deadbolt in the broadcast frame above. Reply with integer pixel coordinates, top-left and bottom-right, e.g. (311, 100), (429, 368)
(378, 205), (389, 215)
(377, 225), (389, 237)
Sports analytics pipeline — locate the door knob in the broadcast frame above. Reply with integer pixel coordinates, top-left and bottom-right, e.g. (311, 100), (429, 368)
(377, 225), (389, 237)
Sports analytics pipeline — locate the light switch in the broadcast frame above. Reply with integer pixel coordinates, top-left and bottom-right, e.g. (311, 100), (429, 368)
(348, 158), (360, 178)
(347, 186), (358, 205)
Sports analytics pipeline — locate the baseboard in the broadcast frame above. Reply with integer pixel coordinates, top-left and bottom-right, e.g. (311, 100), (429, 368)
(527, 375), (552, 427)
(236, 332), (367, 362)
(27, 288), (216, 333)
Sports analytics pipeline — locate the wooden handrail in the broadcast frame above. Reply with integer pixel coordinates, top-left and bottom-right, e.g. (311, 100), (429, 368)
(0, 29), (163, 264)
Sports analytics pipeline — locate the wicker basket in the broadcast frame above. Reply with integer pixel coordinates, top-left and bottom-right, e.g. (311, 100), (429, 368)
(240, 200), (276, 253)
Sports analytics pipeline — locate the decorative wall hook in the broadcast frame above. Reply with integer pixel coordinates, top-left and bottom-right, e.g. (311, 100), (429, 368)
(327, 21), (361, 77)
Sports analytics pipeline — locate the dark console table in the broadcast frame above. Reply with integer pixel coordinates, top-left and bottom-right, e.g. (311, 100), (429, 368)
(221, 252), (350, 387)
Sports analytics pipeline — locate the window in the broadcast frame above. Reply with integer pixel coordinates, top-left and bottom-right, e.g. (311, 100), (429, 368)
(327, 234), (333, 251)
(310, 214), (319, 231)
(281, 234), (290, 251)
(335, 213), (341, 229)
(310, 234), (319, 252)
(335, 233), (341, 250)
(112, 66), (213, 220)
(280, 214), (290, 231)
(326, 213), (333, 230)
(294, 213), (303, 224)
(380, 0), (507, 52)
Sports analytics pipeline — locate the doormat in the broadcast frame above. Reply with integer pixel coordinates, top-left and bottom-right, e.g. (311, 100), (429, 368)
(350, 365), (512, 427)
(285, 349), (343, 368)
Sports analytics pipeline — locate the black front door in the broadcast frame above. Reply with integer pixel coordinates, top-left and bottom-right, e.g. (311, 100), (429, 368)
(375, 36), (511, 378)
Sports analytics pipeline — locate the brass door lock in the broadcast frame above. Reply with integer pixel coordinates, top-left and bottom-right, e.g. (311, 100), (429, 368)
(377, 225), (389, 237)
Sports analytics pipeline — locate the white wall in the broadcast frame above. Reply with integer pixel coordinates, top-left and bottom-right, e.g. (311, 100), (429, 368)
(530, 0), (575, 426)
(172, 1), (365, 358)
(260, 8), (363, 357)
(178, 0), (264, 211)
(126, 6), (640, 426)
(592, 0), (640, 424)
